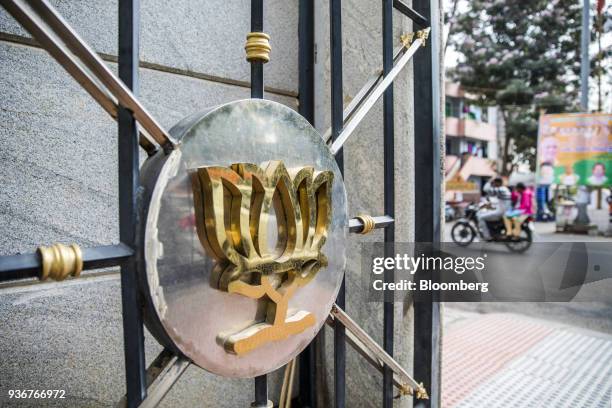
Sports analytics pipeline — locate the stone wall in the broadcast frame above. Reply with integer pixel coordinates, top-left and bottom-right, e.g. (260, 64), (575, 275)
(0, 1), (422, 406)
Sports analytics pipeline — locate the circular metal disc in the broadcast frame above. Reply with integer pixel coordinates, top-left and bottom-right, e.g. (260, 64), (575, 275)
(139, 99), (347, 378)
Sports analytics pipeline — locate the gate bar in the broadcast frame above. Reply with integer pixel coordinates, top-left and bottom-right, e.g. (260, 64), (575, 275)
(0, 213), (390, 282)
(382, 0), (395, 406)
(29, 0), (176, 151)
(348, 215), (394, 233)
(329, 0), (346, 407)
(249, 0), (270, 405)
(117, 349), (190, 408)
(412, 0), (442, 407)
(140, 351), (190, 408)
(118, 0), (147, 405)
(326, 316), (406, 393)
(250, 0), (264, 99)
(393, 0), (429, 27)
(139, 356), (189, 408)
(298, 0), (317, 405)
(0, 244), (133, 282)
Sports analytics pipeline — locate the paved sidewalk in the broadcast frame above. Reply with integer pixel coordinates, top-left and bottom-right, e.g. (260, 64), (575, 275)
(442, 310), (612, 408)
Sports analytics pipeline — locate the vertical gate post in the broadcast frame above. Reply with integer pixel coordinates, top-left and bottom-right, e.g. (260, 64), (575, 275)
(381, 0), (395, 407)
(298, 0), (317, 405)
(329, 0), (346, 407)
(249, 0), (270, 406)
(117, 0), (147, 406)
(251, 0), (265, 99)
(412, 0), (442, 407)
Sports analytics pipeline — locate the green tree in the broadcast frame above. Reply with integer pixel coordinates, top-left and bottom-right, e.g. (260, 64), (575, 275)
(447, 0), (584, 174)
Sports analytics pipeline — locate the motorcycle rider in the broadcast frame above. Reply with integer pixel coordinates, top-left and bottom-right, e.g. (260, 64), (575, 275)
(479, 177), (512, 241)
(503, 182), (534, 238)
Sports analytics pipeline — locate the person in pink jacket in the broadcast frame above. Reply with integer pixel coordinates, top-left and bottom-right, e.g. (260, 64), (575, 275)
(503, 183), (533, 237)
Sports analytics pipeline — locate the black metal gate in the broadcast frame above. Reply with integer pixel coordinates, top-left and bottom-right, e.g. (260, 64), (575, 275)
(0, 0), (441, 407)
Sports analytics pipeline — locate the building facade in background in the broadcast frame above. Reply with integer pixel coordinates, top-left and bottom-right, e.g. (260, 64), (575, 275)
(444, 82), (498, 204)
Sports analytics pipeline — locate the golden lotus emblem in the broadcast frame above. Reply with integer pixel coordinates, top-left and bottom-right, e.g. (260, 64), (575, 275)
(191, 160), (333, 355)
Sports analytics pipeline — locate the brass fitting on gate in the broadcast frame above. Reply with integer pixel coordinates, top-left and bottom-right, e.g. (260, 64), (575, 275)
(415, 27), (431, 47)
(399, 383), (414, 396)
(398, 382), (428, 399)
(400, 32), (415, 47)
(416, 382), (429, 400)
(355, 214), (376, 235)
(37, 243), (83, 281)
(245, 32), (271, 63)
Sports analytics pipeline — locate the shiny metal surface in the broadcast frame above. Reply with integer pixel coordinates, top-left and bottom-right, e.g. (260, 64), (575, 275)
(139, 99), (347, 378)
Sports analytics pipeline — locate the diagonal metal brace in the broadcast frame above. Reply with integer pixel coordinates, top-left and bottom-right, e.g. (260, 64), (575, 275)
(393, 0), (429, 27)
(329, 28), (429, 156)
(1, 0), (177, 155)
(328, 304), (429, 400)
(117, 349), (190, 408)
(322, 45), (405, 144)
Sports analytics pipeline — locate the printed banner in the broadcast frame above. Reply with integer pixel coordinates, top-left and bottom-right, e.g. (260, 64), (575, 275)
(536, 112), (612, 187)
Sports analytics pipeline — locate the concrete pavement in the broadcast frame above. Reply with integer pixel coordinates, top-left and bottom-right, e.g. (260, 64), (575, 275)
(442, 309), (612, 408)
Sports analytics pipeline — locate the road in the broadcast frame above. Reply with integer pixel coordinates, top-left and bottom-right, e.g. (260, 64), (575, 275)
(443, 221), (612, 334)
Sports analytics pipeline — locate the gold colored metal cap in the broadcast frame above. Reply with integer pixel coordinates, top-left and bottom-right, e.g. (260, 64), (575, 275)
(400, 32), (415, 47)
(355, 214), (375, 235)
(416, 28), (431, 47)
(38, 243), (83, 281)
(245, 32), (271, 63)
(416, 382), (429, 400)
(399, 384), (414, 396)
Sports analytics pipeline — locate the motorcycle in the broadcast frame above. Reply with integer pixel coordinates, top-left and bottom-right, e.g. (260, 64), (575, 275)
(445, 203), (457, 222)
(450, 201), (534, 253)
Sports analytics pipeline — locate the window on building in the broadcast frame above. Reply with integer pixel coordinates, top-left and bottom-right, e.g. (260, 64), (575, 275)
(466, 105), (485, 122)
(445, 97), (461, 118)
(446, 139), (460, 156)
(466, 141), (476, 155)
